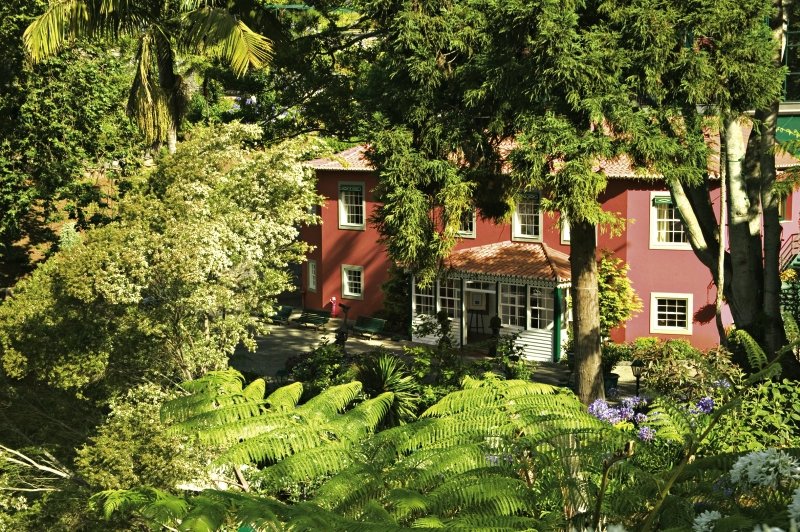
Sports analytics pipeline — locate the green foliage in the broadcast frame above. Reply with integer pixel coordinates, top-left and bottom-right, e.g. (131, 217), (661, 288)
(75, 383), (212, 491)
(597, 251), (642, 337)
(0, 123), (321, 396)
(378, 264), (411, 336)
(632, 338), (743, 401)
(104, 374), (623, 530)
(356, 354), (420, 427)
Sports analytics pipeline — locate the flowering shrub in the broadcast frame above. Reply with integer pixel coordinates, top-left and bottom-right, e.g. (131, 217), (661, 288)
(729, 449), (800, 489)
(692, 510), (723, 532)
(588, 396), (655, 441)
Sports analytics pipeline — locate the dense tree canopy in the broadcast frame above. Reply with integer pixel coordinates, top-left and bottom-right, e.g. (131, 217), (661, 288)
(0, 123), (321, 397)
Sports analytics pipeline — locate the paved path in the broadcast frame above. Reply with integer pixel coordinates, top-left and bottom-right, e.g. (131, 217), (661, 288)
(230, 318), (638, 398)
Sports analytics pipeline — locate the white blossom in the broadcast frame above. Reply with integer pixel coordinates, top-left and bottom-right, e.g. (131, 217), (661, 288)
(729, 449), (800, 489)
(693, 510), (723, 532)
(789, 487), (800, 523)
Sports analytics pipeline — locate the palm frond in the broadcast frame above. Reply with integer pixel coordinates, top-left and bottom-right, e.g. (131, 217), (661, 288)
(23, 0), (89, 63)
(127, 31), (173, 144)
(181, 8), (273, 76)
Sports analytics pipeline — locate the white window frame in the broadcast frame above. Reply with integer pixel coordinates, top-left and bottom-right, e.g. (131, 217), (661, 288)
(512, 193), (543, 242)
(457, 209), (476, 238)
(414, 283), (435, 317)
(529, 286), (554, 330)
(341, 264), (364, 300)
(650, 292), (693, 335)
(307, 260), (317, 292)
(438, 279), (461, 319)
(649, 192), (691, 250)
(560, 217), (571, 244)
(500, 283), (526, 329)
(338, 182), (366, 230)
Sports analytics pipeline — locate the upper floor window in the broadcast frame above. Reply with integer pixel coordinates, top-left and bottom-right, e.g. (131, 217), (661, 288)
(342, 264), (364, 299)
(650, 194), (690, 250)
(457, 209), (476, 238)
(560, 218), (571, 244)
(512, 193), (542, 242)
(339, 183), (365, 230)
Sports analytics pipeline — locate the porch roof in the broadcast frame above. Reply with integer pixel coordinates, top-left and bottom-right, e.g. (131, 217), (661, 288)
(445, 241), (571, 285)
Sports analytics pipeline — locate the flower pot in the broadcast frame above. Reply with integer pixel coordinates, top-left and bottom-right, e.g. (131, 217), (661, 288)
(603, 372), (620, 394)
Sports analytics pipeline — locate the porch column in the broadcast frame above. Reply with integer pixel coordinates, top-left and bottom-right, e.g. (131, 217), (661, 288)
(552, 287), (562, 362)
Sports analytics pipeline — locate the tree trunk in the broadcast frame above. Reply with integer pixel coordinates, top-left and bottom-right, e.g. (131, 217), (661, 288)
(570, 219), (603, 404)
(716, 128), (727, 344)
(155, 35), (180, 154)
(724, 116), (761, 335)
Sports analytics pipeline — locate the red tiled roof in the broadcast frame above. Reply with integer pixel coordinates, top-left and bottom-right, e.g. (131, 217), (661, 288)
(445, 241), (571, 283)
(307, 146), (373, 171)
(307, 127), (800, 176)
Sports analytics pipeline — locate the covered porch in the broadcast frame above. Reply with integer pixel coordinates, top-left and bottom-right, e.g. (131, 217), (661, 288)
(411, 241), (572, 362)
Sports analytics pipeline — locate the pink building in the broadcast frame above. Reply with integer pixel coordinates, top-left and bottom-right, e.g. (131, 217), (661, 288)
(301, 146), (800, 362)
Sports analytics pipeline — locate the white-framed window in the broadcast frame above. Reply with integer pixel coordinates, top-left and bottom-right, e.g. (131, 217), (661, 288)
(512, 193), (542, 242)
(457, 209), (476, 238)
(438, 279), (461, 319)
(779, 195), (792, 222)
(500, 283), (526, 328)
(650, 193), (690, 249)
(529, 287), (554, 330)
(341, 265), (364, 299)
(307, 260), (317, 292)
(650, 292), (693, 335)
(338, 183), (365, 230)
(415, 284), (435, 316)
(560, 218), (571, 244)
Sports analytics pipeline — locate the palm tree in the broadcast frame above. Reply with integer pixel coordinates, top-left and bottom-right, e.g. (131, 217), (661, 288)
(23, 0), (273, 153)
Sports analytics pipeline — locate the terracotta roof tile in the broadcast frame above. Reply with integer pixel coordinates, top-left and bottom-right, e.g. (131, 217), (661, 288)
(445, 241), (571, 283)
(307, 146), (373, 171)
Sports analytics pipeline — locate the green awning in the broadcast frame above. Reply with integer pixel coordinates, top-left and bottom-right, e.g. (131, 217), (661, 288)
(777, 116), (800, 147)
(652, 196), (673, 206)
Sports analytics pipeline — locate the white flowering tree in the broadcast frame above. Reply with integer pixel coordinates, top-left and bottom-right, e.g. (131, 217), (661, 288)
(0, 123), (321, 395)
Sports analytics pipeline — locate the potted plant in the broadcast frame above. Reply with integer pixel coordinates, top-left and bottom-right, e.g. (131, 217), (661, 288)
(601, 342), (629, 393)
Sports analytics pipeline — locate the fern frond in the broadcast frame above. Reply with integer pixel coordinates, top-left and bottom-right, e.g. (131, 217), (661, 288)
(217, 422), (327, 465)
(266, 382), (303, 410)
(138, 488), (191, 525)
(242, 378), (266, 400)
(323, 392), (394, 441)
(426, 472), (534, 517)
(730, 329), (768, 370)
(442, 514), (543, 530)
(745, 362), (782, 386)
(296, 381), (362, 421)
(405, 445), (498, 491)
(256, 443), (357, 490)
(312, 463), (386, 513)
(166, 399), (267, 434)
(91, 488), (159, 520)
(184, 412), (296, 447)
(646, 399), (695, 443)
(783, 311), (800, 344)
(386, 488), (429, 522)
(176, 494), (227, 531)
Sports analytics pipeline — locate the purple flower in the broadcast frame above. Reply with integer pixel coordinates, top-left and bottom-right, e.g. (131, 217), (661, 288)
(637, 426), (656, 442)
(634, 413), (648, 424)
(694, 396), (714, 415)
(622, 396), (647, 409)
(713, 378), (732, 389)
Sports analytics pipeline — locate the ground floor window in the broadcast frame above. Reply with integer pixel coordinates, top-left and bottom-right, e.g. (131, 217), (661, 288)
(529, 287), (554, 330)
(650, 292), (692, 334)
(415, 284), (435, 316)
(500, 283), (526, 328)
(307, 260), (317, 292)
(439, 279), (461, 319)
(342, 265), (364, 299)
